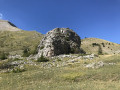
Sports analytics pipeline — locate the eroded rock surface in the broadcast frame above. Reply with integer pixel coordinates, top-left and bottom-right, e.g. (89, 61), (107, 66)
(36, 28), (81, 58)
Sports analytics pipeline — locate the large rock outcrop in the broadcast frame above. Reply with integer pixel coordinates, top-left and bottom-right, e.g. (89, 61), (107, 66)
(0, 20), (21, 31)
(36, 28), (81, 58)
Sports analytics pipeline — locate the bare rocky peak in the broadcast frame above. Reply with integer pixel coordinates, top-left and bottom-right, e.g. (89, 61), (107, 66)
(0, 20), (21, 31)
(35, 28), (81, 58)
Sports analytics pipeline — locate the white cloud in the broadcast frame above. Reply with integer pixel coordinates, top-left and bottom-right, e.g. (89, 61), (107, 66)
(0, 13), (3, 19)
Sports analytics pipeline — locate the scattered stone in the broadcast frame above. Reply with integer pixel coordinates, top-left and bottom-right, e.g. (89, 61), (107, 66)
(85, 61), (104, 68)
(8, 55), (23, 60)
(85, 61), (116, 69)
(12, 65), (25, 73)
(9, 60), (24, 66)
(82, 54), (95, 60)
(107, 63), (116, 65)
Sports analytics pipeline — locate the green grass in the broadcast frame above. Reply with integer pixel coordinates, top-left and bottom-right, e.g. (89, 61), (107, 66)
(37, 54), (49, 62)
(81, 38), (120, 55)
(0, 54), (120, 90)
(0, 30), (43, 56)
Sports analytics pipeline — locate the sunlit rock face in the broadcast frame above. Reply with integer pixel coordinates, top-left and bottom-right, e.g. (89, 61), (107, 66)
(36, 28), (81, 58)
(0, 20), (21, 31)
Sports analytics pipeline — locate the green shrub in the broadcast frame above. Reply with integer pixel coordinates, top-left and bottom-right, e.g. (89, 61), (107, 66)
(98, 46), (103, 55)
(92, 43), (99, 47)
(80, 48), (86, 54)
(101, 43), (105, 47)
(0, 52), (8, 60)
(40, 46), (44, 50)
(22, 47), (31, 57)
(57, 58), (61, 61)
(70, 48), (80, 54)
(0, 60), (13, 69)
(70, 48), (75, 53)
(13, 58), (20, 61)
(32, 45), (38, 55)
(22, 52), (31, 57)
(37, 54), (49, 62)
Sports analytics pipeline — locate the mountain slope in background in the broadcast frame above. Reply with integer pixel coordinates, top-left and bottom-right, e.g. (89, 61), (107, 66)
(1, 20), (120, 90)
(0, 20), (43, 56)
(0, 20), (120, 56)
(0, 20), (21, 31)
(81, 38), (120, 55)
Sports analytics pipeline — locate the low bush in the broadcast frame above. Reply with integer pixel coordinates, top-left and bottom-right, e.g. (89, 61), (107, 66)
(32, 45), (38, 55)
(0, 52), (8, 60)
(40, 46), (44, 50)
(0, 60), (13, 69)
(22, 47), (31, 57)
(57, 58), (62, 61)
(37, 54), (49, 62)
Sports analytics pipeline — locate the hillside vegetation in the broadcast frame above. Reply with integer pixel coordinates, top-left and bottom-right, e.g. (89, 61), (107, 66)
(0, 30), (43, 56)
(0, 54), (120, 90)
(81, 38), (120, 55)
(0, 20), (120, 90)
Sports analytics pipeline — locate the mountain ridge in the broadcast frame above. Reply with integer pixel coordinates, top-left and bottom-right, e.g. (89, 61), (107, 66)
(0, 20), (21, 31)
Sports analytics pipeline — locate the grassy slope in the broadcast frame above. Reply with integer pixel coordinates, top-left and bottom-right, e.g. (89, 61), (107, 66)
(0, 54), (120, 90)
(81, 38), (120, 55)
(0, 30), (43, 55)
(0, 30), (120, 89)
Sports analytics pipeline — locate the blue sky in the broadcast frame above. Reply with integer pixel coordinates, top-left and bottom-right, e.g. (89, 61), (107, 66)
(0, 0), (120, 43)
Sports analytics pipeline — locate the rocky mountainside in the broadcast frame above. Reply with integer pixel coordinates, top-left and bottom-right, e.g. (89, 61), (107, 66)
(81, 38), (120, 55)
(0, 20), (21, 31)
(35, 28), (81, 58)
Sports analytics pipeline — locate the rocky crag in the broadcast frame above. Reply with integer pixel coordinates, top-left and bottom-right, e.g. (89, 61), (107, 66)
(35, 28), (81, 58)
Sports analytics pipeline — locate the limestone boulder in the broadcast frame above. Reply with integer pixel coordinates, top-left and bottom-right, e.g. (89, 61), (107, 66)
(36, 28), (81, 58)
